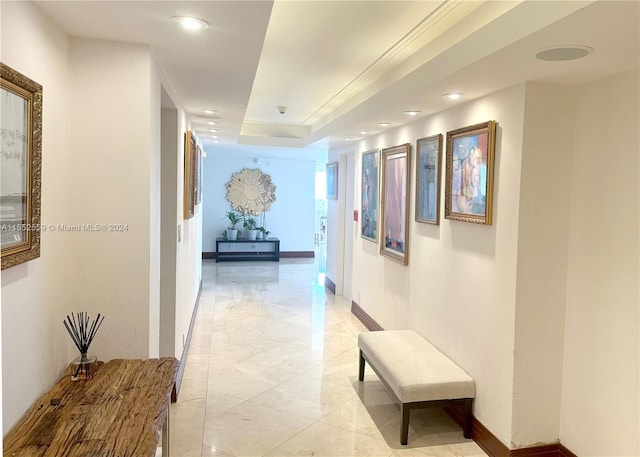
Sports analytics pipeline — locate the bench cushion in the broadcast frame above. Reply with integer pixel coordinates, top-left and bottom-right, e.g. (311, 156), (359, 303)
(358, 330), (475, 403)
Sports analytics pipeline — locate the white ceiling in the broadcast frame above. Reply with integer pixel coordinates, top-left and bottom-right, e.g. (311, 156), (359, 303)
(35, 0), (639, 158)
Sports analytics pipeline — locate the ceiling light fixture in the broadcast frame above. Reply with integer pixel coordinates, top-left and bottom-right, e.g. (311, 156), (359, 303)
(203, 109), (218, 114)
(343, 137), (353, 141)
(535, 45), (594, 61)
(211, 135), (218, 139)
(170, 16), (209, 31)
(208, 129), (218, 132)
(359, 131), (367, 135)
(377, 122), (392, 127)
(403, 110), (421, 116)
(443, 93), (463, 100)
(207, 121), (216, 125)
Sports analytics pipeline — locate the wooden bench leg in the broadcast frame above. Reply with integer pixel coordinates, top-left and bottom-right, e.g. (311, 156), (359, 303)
(162, 402), (171, 456)
(463, 398), (473, 439)
(358, 350), (365, 381)
(400, 403), (410, 445)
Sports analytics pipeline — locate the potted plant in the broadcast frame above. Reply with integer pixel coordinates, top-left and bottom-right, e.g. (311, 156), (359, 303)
(243, 215), (258, 240)
(257, 227), (271, 240)
(223, 210), (241, 240)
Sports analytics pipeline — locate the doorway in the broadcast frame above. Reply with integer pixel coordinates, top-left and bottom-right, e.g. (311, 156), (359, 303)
(159, 87), (178, 357)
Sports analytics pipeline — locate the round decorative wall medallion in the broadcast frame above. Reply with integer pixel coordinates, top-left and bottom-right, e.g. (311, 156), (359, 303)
(226, 168), (276, 214)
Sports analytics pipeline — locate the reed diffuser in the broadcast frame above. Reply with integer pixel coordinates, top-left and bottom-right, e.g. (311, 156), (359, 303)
(63, 312), (105, 381)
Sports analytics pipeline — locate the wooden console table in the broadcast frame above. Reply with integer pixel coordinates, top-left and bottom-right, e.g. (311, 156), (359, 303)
(216, 237), (280, 262)
(3, 357), (178, 457)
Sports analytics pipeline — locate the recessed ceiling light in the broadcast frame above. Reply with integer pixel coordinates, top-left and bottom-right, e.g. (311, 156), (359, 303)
(207, 121), (216, 125)
(403, 110), (421, 116)
(377, 122), (392, 127)
(211, 135), (218, 139)
(208, 129), (218, 132)
(359, 131), (367, 135)
(203, 109), (218, 114)
(535, 45), (594, 61)
(443, 93), (463, 100)
(170, 16), (209, 31)
(343, 137), (352, 141)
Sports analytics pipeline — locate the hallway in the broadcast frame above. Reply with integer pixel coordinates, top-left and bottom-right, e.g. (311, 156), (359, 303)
(169, 258), (487, 457)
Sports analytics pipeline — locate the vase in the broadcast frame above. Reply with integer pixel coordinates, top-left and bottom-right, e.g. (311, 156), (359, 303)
(227, 229), (238, 240)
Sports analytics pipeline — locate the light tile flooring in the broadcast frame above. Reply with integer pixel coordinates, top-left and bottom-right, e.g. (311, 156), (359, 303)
(169, 258), (488, 457)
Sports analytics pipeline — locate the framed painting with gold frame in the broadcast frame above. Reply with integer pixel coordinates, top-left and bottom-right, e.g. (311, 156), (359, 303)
(183, 131), (196, 219)
(196, 144), (202, 205)
(1, 63), (42, 270)
(444, 121), (496, 225)
(380, 143), (411, 265)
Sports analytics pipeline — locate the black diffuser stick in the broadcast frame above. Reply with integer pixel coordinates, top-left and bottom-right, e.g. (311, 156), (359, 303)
(63, 311), (106, 359)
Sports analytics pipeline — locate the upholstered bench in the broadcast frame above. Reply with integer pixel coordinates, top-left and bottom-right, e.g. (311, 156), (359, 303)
(358, 330), (475, 444)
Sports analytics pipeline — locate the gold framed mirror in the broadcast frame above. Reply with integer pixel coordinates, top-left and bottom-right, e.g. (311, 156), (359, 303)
(1, 63), (42, 270)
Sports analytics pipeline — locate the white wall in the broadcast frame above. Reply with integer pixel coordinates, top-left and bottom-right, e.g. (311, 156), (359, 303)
(68, 37), (155, 361)
(202, 150), (315, 253)
(1, 2), (203, 433)
(336, 84), (527, 444)
(175, 126), (203, 358)
(560, 69), (639, 456)
(1, 0), (76, 434)
(328, 73), (640, 451)
(511, 83), (578, 446)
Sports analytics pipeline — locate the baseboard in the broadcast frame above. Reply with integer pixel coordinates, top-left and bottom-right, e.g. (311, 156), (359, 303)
(324, 276), (336, 294)
(511, 444), (560, 457)
(280, 251), (314, 258)
(171, 280), (202, 402)
(557, 444), (578, 457)
(202, 251), (314, 259)
(350, 306), (577, 457)
(444, 406), (577, 457)
(445, 405), (509, 457)
(351, 301), (384, 331)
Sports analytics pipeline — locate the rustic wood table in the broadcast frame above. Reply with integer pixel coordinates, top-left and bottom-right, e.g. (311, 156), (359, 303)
(3, 357), (178, 457)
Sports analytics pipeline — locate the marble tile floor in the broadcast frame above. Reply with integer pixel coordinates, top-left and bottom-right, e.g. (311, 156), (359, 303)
(168, 258), (488, 457)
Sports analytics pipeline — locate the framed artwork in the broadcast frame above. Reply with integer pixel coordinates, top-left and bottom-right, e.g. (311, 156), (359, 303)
(361, 149), (379, 242)
(445, 120), (496, 225)
(1, 63), (42, 270)
(380, 143), (411, 265)
(183, 131), (196, 219)
(196, 144), (202, 205)
(415, 134), (442, 225)
(326, 162), (338, 199)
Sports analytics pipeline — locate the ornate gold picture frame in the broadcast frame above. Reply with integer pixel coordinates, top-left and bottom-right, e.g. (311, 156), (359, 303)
(183, 131), (196, 219)
(1, 63), (42, 270)
(445, 121), (496, 225)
